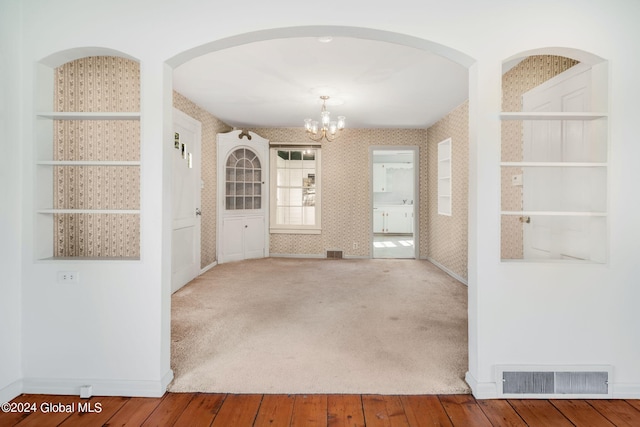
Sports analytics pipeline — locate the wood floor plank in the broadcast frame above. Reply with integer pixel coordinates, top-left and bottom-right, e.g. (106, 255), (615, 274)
(173, 393), (226, 427)
(476, 399), (526, 427)
(362, 395), (409, 427)
(507, 399), (573, 427)
(10, 395), (79, 427)
(210, 394), (262, 427)
(58, 396), (128, 426)
(438, 395), (492, 427)
(253, 394), (295, 427)
(625, 399), (640, 412)
(327, 394), (365, 427)
(0, 394), (51, 427)
(550, 399), (616, 427)
(399, 395), (452, 427)
(141, 392), (195, 427)
(290, 394), (328, 427)
(103, 396), (164, 427)
(5, 393), (640, 427)
(587, 399), (640, 427)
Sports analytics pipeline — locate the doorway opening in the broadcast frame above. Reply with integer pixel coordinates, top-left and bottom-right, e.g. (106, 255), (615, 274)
(371, 147), (418, 259)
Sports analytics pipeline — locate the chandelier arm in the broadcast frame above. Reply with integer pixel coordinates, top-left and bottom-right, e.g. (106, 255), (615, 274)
(306, 130), (326, 142)
(324, 131), (337, 142)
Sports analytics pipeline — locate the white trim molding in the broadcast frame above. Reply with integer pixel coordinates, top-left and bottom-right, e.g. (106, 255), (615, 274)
(0, 379), (23, 405)
(426, 257), (468, 285)
(20, 370), (173, 398)
(200, 261), (218, 275)
(610, 383), (640, 399)
(465, 371), (499, 399)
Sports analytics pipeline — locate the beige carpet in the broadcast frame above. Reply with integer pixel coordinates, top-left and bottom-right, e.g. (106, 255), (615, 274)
(169, 257), (470, 394)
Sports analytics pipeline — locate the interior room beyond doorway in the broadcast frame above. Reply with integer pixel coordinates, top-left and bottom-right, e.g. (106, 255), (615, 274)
(372, 148), (417, 259)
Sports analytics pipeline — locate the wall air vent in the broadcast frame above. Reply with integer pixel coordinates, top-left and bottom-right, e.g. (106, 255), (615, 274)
(496, 365), (612, 398)
(326, 250), (343, 259)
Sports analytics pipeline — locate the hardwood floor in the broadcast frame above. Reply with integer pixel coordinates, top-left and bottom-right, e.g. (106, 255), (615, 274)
(2, 393), (640, 426)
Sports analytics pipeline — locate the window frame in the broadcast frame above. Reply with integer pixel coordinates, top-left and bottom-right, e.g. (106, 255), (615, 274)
(269, 145), (322, 234)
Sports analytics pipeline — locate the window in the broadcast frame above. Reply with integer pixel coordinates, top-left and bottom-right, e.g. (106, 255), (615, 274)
(270, 147), (321, 234)
(225, 148), (262, 210)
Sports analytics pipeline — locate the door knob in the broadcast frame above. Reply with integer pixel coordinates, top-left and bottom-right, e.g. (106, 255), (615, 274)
(519, 216), (531, 224)
(195, 208), (202, 216)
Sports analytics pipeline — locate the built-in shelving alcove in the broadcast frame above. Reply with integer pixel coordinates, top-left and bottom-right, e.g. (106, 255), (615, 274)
(35, 55), (141, 260)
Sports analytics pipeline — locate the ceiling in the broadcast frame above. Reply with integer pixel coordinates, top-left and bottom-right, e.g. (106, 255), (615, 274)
(172, 36), (469, 130)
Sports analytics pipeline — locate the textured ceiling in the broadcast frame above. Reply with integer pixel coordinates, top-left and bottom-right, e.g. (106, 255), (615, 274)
(173, 36), (469, 129)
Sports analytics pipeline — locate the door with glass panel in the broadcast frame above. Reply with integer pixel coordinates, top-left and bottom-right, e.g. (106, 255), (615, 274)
(217, 130), (269, 263)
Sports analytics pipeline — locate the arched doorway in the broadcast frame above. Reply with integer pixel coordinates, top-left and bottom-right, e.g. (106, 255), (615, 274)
(166, 26), (474, 393)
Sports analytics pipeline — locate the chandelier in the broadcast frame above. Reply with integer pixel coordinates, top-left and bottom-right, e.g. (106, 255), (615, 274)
(303, 96), (346, 142)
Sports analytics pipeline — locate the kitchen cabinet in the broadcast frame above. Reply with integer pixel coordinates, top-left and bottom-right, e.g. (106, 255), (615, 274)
(374, 205), (413, 234)
(373, 163), (389, 192)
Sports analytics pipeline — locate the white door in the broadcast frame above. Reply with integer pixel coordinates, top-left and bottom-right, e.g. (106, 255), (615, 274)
(172, 109), (201, 292)
(522, 64), (603, 260)
(217, 130), (269, 264)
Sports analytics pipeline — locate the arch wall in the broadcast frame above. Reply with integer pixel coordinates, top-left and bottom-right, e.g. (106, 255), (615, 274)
(1, 0), (638, 401)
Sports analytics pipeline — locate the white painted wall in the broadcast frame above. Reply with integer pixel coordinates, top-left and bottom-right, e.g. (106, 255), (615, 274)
(1, 0), (639, 400)
(0, 0), (24, 404)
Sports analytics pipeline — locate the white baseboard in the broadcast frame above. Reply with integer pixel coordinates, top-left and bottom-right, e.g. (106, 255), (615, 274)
(269, 253), (325, 259)
(611, 383), (640, 399)
(0, 379), (22, 404)
(21, 370), (173, 398)
(271, 253), (369, 260)
(426, 257), (468, 286)
(200, 261), (217, 274)
(467, 369), (640, 399)
(465, 371), (499, 399)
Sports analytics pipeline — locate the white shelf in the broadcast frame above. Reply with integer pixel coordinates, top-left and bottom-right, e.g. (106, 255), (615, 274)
(38, 256), (140, 262)
(438, 138), (452, 216)
(499, 112), (607, 121)
(500, 162), (607, 167)
(37, 160), (141, 166)
(38, 209), (140, 214)
(37, 112), (140, 120)
(501, 211), (607, 217)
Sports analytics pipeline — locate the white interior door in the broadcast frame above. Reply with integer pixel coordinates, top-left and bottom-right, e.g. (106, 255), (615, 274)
(522, 64), (601, 260)
(172, 109), (201, 292)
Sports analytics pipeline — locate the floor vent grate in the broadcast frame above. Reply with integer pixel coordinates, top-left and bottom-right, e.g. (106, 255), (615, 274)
(498, 367), (610, 397)
(326, 250), (343, 259)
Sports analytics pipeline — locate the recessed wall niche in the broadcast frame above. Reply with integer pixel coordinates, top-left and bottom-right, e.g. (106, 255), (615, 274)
(500, 54), (608, 263)
(35, 55), (141, 260)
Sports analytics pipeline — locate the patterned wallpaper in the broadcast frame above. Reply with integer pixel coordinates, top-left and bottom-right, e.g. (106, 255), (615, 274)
(54, 56), (575, 271)
(173, 91), (233, 268)
(246, 128), (428, 258)
(500, 55), (579, 259)
(426, 102), (469, 280)
(52, 58), (469, 276)
(53, 56), (140, 258)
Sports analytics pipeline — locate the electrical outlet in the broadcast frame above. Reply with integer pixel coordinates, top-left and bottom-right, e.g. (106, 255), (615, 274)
(353, 242), (358, 250)
(57, 271), (79, 284)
